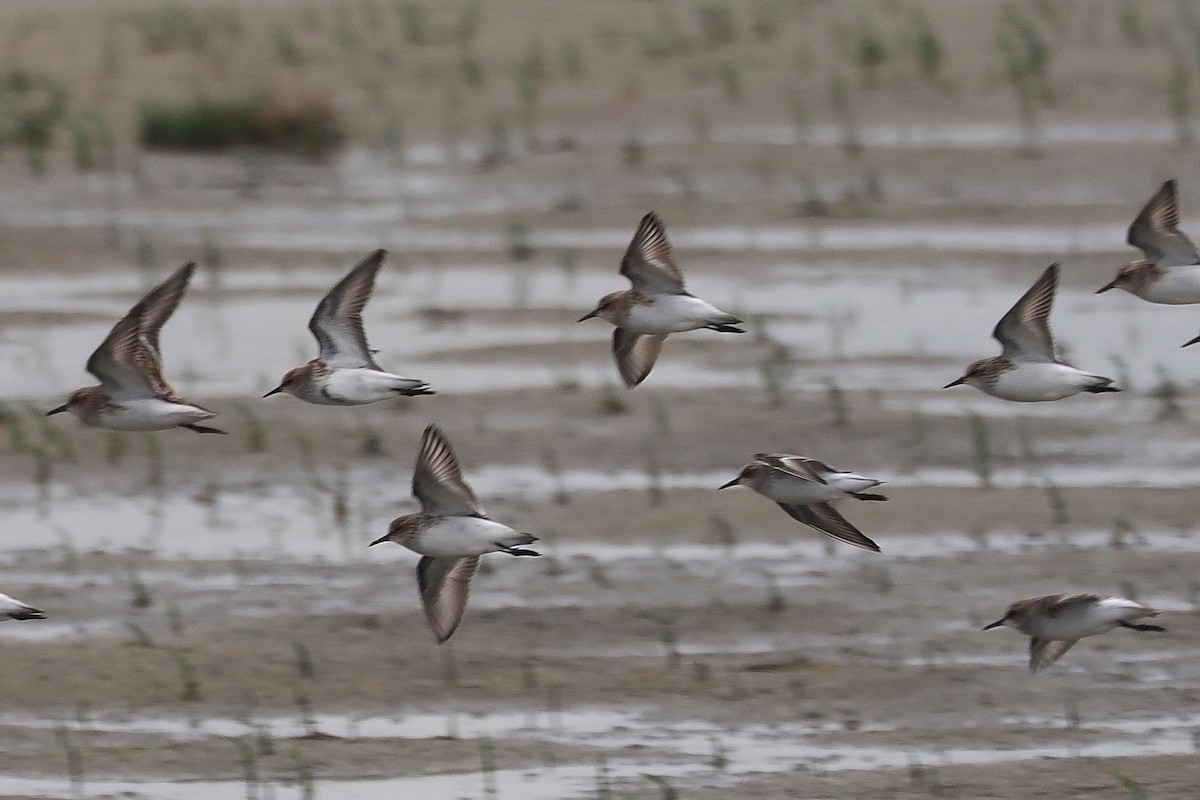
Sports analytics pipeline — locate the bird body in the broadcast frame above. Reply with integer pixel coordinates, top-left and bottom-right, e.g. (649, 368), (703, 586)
(719, 454), (885, 552)
(387, 514), (535, 559)
(619, 292), (742, 335)
(579, 212), (743, 387)
(984, 593), (1164, 672)
(265, 250), (433, 404)
(946, 263), (1118, 402)
(370, 424), (538, 643)
(48, 263), (224, 434)
(1098, 179), (1200, 304)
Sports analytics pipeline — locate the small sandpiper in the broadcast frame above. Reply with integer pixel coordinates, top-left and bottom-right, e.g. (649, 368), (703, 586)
(984, 593), (1164, 673)
(578, 212), (744, 388)
(47, 263), (225, 433)
(1097, 179), (1200, 306)
(0, 593), (45, 621)
(264, 249), (434, 404)
(719, 453), (886, 552)
(370, 424), (539, 643)
(945, 263), (1119, 401)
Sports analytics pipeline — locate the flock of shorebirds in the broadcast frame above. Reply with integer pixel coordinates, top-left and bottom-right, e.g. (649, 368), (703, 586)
(5, 179), (1195, 673)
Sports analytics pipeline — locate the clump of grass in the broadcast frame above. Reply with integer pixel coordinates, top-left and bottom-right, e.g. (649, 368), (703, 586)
(126, 622), (155, 647)
(172, 651), (202, 701)
(128, 568), (152, 609)
(1117, 0), (1145, 45)
(853, 23), (888, 85)
(1044, 480), (1069, 524)
(139, 93), (344, 159)
(395, 1), (427, 44)
(910, 11), (943, 81)
(1120, 579), (1139, 603)
(828, 76), (862, 157)
(715, 61), (742, 103)
(292, 751), (316, 800)
(55, 726), (85, 794)
(598, 384), (629, 415)
(233, 737), (258, 798)
(696, 3), (738, 46)
(622, 130), (645, 168)
(1169, 49), (1191, 147)
(766, 576), (785, 613)
(595, 756), (612, 800)
(0, 401), (28, 452)
(999, 7), (1049, 155)
(293, 641), (316, 679)
(561, 39), (585, 78)
(505, 220), (534, 261)
(273, 23), (307, 66)
(759, 346), (792, 407)
(1110, 517), (1136, 549)
(480, 738), (498, 798)
(1110, 770), (1148, 800)
(359, 421), (384, 456)
(167, 602), (184, 635)
(968, 412), (993, 488)
(234, 402), (267, 453)
(1, 70), (69, 175)
(121, 4), (211, 53)
(294, 686), (318, 736)
(645, 774), (679, 799)
(826, 378), (849, 427)
(1151, 365), (1183, 421)
(644, 611), (680, 668)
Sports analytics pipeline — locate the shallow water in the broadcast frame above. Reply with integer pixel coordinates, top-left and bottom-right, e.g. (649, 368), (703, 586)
(0, 258), (1195, 402)
(3, 703), (1197, 799)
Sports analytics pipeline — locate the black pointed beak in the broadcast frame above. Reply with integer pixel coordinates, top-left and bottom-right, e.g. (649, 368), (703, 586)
(262, 386), (283, 398)
(45, 404), (68, 416)
(717, 478), (740, 490)
(1096, 280), (1118, 294)
(982, 618), (1006, 631)
(943, 377), (966, 389)
(577, 309), (598, 323)
(1183, 334), (1200, 348)
(369, 533), (390, 546)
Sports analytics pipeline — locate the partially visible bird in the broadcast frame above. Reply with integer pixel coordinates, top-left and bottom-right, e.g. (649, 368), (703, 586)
(264, 249), (434, 404)
(1097, 179), (1200, 305)
(47, 262), (224, 433)
(578, 212), (744, 388)
(945, 263), (1119, 401)
(1, 593), (45, 621)
(370, 424), (539, 643)
(984, 593), (1165, 673)
(719, 453), (886, 552)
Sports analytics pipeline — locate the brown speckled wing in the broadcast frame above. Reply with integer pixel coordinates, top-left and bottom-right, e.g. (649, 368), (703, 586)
(754, 454), (826, 484)
(993, 263), (1058, 363)
(619, 212), (687, 295)
(309, 249), (385, 369)
(87, 264), (195, 399)
(417, 555), (480, 643)
(775, 502), (881, 552)
(612, 329), (666, 388)
(1127, 179), (1200, 267)
(1029, 638), (1077, 673)
(412, 424), (484, 517)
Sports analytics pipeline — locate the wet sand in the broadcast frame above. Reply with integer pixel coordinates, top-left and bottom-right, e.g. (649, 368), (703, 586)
(3, 0), (1200, 797)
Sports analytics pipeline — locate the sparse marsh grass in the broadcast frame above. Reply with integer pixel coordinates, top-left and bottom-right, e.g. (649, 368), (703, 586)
(139, 94), (344, 158)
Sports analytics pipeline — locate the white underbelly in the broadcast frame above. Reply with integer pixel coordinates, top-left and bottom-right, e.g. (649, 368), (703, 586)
(318, 369), (414, 405)
(988, 363), (1093, 402)
(97, 398), (211, 430)
(624, 295), (724, 334)
(1138, 268), (1200, 304)
(408, 517), (515, 557)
